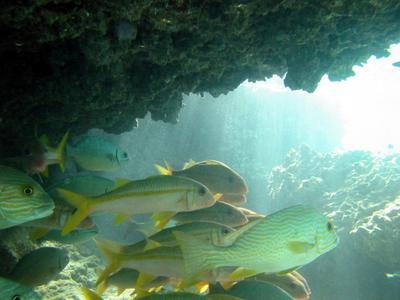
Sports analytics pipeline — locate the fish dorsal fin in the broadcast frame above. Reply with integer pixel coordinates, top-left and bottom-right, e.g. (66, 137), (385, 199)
(112, 178), (131, 190)
(229, 267), (258, 281)
(214, 218), (263, 247)
(183, 159), (196, 169)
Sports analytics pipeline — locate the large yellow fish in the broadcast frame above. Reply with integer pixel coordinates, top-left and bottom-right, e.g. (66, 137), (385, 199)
(174, 205), (339, 281)
(155, 160), (248, 196)
(0, 166), (54, 229)
(57, 175), (217, 235)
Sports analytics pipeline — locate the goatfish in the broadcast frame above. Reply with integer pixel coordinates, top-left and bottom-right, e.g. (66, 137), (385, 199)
(0, 277), (41, 300)
(174, 205), (339, 282)
(174, 201), (248, 228)
(8, 247), (69, 287)
(2, 131), (69, 175)
(46, 175), (114, 200)
(0, 166), (54, 229)
(67, 135), (129, 171)
(155, 160), (248, 196)
(107, 222), (234, 254)
(57, 175), (217, 235)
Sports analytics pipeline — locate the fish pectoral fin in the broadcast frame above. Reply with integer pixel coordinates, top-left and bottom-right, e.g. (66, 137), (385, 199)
(143, 239), (162, 252)
(29, 227), (50, 241)
(114, 213), (130, 225)
(288, 241), (315, 254)
(152, 211), (176, 230)
(229, 267), (258, 281)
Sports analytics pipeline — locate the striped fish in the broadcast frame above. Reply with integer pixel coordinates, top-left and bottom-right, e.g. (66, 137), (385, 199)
(174, 205), (339, 281)
(0, 277), (41, 300)
(0, 166), (54, 229)
(57, 175), (217, 235)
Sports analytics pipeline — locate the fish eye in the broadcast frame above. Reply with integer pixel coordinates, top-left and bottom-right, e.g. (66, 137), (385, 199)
(12, 295), (21, 300)
(23, 186), (34, 195)
(222, 228), (230, 234)
(327, 220), (333, 231)
(198, 187), (206, 196)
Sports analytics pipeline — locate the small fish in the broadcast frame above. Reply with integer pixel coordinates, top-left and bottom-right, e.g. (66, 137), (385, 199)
(67, 135), (129, 171)
(385, 272), (400, 278)
(0, 166), (54, 229)
(37, 227), (99, 244)
(156, 160), (248, 195)
(57, 175), (217, 235)
(174, 205), (339, 281)
(251, 272), (311, 300)
(174, 201), (248, 228)
(97, 268), (139, 296)
(46, 175), (114, 200)
(219, 193), (247, 206)
(9, 247), (69, 287)
(210, 280), (293, 300)
(2, 131), (69, 175)
(111, 222), (234, 254)
(0, 276), (41, 300)
(392, 61), (400, 68)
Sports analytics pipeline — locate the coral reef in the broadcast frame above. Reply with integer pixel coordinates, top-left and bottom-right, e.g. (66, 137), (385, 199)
(268, 146), (400, 269)
(1, 1), (400, 155)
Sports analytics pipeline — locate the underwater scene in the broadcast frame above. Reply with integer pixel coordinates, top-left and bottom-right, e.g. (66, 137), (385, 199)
(1, 2), (400, 300)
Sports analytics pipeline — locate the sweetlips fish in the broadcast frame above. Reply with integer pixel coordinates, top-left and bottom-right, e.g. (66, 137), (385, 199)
(1, 131), (69, 175)
(173, 201), (248, 228)
(67, 135), (129, 171)
(155, 160), (248, 196)
(0, 166), (54, 229)
(174, 205), (339, 282)
(0, 276), (41, 300)
(57, 175), (218, 235)
(9, 247), (69, 287)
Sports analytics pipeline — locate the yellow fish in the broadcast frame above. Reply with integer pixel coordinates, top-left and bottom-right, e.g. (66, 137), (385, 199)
(57, 175), (217, 235)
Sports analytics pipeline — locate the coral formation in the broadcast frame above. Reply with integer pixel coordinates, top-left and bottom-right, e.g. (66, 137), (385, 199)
(1, 1), (400, 155)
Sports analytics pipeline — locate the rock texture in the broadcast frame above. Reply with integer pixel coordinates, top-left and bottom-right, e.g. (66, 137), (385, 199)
(1, 1), (400, 155)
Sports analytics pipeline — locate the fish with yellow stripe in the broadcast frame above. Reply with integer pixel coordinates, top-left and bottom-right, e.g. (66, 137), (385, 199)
(0, 166), (54, 229)
(57, 175), (218, 235)
(174, 205), (339, 282)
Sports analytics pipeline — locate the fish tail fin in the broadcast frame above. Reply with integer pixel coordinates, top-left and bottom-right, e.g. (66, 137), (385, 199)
(57, 188), (93, 235)
(94, 238), (123, 286)
(79, 287), (102, 300)
(154, 163), (172, 175)
(55, 130), (70, 172)
(173, 231), (220, 282)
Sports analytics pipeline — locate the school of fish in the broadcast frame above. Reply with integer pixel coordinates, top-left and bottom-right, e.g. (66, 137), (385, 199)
(0, 133), (339, 299)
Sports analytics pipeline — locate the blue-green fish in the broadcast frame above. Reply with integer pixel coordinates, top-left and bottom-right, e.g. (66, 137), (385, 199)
(0, 166), (54, 229)
(37, 227), (98, 244)
(46, 175), (114, 200)
(174, 205), (339, 281)
(9, 247), (69, 287)
(210, 281), (293, 300)
(67, 136), (129, 171)
(0, 277), (41, 300)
